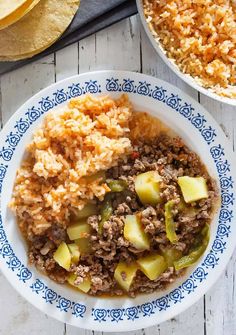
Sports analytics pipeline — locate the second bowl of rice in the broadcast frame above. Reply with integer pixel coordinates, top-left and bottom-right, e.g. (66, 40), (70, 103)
(137, 0), (236, 106)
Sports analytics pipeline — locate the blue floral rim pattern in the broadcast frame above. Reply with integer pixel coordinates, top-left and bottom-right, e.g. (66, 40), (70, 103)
(0, 76), (233, 323)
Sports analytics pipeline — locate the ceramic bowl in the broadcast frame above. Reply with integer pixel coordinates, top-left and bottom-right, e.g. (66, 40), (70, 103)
(136, 0), (236, 106)
(0, 71), (235, 332)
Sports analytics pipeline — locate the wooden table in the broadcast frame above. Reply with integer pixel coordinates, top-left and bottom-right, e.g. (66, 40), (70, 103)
(0, 15), (235, 335)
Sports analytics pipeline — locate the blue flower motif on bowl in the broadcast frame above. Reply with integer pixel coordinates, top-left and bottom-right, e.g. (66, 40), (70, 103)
(201, 126), (216, 144)
(0, 165), (7, 179)
(212, 239), (226, 253)
(191, 113), (206, 129)
(216, 160), (230, 175)
(179, 103), (194, 118)
(43, 288), (57, 304)
(0, 147), (14, 161)
(39, 97), (54, 112)
(30, 279), (45, 294)
(17, 267), (32, 282)
(169, 288), (183, 303)
(192, 267), (207, 282)
(6, 132), (20, 147)
(125, 307), (139, 320)
(57, 297), (71, 312)
(110, 309), (124, 322)
(221, 192), (234, 206)
(182, 279), (196, 294)
(6, 255), (21, 271)
(152, 86), (166, 101)
(217, 224), (230, 238)
(204, 253), (219, 268)
(26, 107), (41, 122)
(53, 89), (67, 104)
(122, 79), (134, 92)
(219, 208), (233, 222)
(14, 118), (30, 134)
(68, 83), (83, 97)
(0, 243), (13, 258)
(141, 302), (154, 316)
(220, 176), (233, 190)
(166, 94), (181, 110)
(0, 229), (6, 242)
(93, 308), (107, 322)
(156, 297), (169, 311)
(85, 80), (99, 93)
(137, 81), (151, 95)
(106, 78), (119, 91)
(210, 145), (224, 160)
(72, 303), (86, 318)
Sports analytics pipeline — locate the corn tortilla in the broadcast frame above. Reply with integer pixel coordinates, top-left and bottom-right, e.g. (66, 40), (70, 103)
(0, 0), (41, 30)
(0, 0), (27, 20)
(0, 0), (80, 61)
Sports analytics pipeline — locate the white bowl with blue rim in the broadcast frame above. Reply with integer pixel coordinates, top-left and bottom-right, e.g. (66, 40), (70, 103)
(0, 71), (235, 332)
(136, 0), (236, 106)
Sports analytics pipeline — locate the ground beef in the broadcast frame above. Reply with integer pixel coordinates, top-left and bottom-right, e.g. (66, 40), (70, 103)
(47, 225), (67, 245)
(28, 134), (218, 297)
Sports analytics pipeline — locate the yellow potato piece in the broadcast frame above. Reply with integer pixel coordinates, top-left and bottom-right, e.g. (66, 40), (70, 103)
(68, 243), (80, 264)
(53, 242), (71, 271)
(160, 247), (182, 267)
(73, 203), (98, 220)
(137, 254), (167, 280)
(135, 171), (162, 205)
(67, 221), (91, 240)
(75, 238), (92, 254)
(178, 176), (208, 203)
(124, 215), (150, 250)
(68, 274), (91, 293)
(114, 262), (138, 291)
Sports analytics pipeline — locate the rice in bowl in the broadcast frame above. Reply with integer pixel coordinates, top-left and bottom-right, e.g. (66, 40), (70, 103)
(142, 0), (236, 99)
(10, 94), (132, 237)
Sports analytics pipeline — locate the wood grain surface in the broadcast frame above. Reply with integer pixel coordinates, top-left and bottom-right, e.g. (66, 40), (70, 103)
(0, 15), (235, 335)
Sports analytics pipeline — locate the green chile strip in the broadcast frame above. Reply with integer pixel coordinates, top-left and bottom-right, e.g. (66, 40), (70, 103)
(174, 224), (210, 270)
(98, 196), (113, 234)
(107, 179), (127, 192)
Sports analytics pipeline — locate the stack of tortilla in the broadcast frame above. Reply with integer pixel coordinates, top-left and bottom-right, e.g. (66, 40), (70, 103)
(0, 0), (80, 61)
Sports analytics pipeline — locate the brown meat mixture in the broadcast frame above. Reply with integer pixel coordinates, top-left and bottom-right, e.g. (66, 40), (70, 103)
(28, 134), (217, 297)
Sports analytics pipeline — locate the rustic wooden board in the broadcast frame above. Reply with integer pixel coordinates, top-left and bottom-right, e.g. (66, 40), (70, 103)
(0, 15), (235, 335)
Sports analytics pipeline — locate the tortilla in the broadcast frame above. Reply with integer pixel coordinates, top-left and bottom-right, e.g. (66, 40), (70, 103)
(0, 0), (41, 30)
(0, 0), (80, 61)
(0, 1), (27, 20)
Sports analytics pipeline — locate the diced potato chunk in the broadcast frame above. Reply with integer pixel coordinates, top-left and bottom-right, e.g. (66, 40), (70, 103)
(67, 221), (91, 240)
(124, 215), (150, 250)
(135, 171), (162, 205)
(53, 242), (71, 271)
(74, 203), (98, 219)
(68, 274), (91, 293)
(160, 247), (182, 267)
(137, 254), (167, 280)
(114, 262), (138, 291)
(75, 238), (92, 254)
(68, 244), (80, 264)
(76, 277), (91, 293)
(178, 176), (208, 203)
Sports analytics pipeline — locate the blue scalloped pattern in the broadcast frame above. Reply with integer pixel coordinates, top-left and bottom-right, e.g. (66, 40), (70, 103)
(0, 76), (233, 323)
